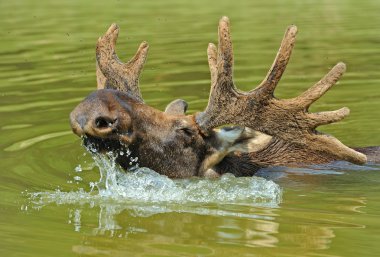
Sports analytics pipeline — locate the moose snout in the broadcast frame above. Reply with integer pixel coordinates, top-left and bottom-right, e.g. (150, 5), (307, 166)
(70, 105), (119, 138)
(70, 90), (135, 141)
(70, 113), (118, 137)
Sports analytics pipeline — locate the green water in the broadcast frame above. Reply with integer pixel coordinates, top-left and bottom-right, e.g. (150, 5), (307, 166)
(1, 0), (380, 256)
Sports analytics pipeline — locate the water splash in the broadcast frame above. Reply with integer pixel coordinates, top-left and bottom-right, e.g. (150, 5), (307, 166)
(29, 166), (282, 206)
(71, 143), (282, 205)
(26, 148), (282, 221)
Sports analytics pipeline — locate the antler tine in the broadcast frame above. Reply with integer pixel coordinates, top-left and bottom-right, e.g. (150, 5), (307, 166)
(126, 41), (149, 86)
(207, 43), (218, 86)
(96, 24), (117, 90)
(314, 134), (367, 164)
(207, 16), (236, 93)
(96, 23), (149, 102)
(197, 17), (240, 134)
(295, 62), (346, 108)
(217, 16), (234, 81)
(96, 61), (107, 89)
(96, 23), (119, 90)
(254, 25), (297, 98)
(307, 107), (350, 127)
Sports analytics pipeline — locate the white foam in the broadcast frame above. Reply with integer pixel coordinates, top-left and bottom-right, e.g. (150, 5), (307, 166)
(27, 150), (282, 217)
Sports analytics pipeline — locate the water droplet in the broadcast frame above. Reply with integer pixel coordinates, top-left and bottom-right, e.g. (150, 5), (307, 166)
(73, 176), (82, 181)
(75, 165), (82, 172)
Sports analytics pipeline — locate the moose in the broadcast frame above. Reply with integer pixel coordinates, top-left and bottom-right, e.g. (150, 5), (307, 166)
(70, 17), (379, 178)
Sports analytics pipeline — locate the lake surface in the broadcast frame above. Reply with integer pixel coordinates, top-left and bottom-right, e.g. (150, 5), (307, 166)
(1, 0), (380, 256)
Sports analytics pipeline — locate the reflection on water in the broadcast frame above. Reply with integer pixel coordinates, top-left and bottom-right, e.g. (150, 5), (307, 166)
(68, 209), (82, 232)
(34, 191), (367, 255)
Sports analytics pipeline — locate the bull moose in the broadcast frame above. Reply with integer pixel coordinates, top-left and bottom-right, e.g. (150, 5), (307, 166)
(70, 17), (379, 178)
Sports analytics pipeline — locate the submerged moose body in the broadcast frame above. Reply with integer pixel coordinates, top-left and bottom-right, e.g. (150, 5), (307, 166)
(70, 17), (378, 178)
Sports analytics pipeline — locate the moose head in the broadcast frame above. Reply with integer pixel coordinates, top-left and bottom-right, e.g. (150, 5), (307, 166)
(70, 17), (367, 178)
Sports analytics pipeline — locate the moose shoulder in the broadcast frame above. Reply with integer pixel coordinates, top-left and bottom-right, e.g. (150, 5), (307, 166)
(70, 17), (378, 178)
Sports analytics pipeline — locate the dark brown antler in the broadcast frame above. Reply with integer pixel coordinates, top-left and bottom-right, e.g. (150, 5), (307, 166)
(96, 24), (149, 102)
(196, 17), (367, 165)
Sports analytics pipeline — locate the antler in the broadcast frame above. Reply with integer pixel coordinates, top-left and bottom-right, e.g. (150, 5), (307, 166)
(96, 24), (149, 102)
(196, 17), (367, 165)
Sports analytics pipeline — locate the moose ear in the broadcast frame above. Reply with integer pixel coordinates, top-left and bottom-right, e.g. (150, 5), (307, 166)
(164, 99), (188, 115)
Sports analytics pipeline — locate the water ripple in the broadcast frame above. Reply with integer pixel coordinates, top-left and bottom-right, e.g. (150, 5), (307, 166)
(4, 131), (72, 151)
(0, 98), (83, 112)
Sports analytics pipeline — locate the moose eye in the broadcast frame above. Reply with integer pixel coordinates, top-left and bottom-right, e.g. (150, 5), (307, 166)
(179, 127), (194, 137)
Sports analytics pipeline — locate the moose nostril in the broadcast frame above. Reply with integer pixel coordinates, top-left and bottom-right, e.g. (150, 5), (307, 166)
(95, 117), (116, 129)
